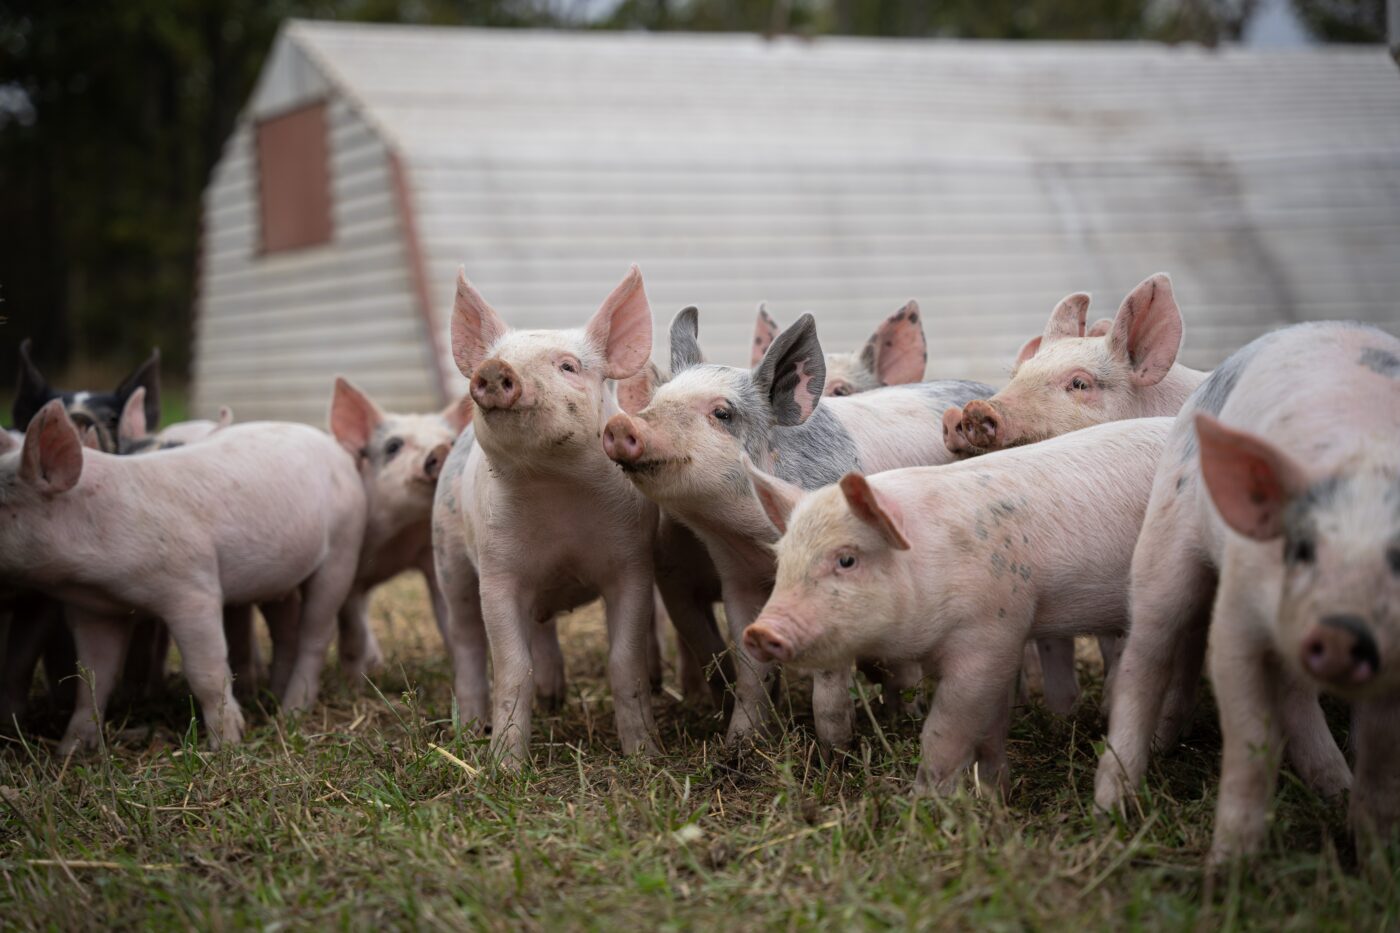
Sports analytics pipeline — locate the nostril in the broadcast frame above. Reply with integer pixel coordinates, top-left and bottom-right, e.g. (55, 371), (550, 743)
(502, 377), (513, 392)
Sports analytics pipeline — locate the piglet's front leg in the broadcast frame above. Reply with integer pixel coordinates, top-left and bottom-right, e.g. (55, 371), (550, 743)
(914, 631), (1023, 797)
(484, 579), (538, 768)
(1350, 694), (1400, 853)
(1206, 592), (1283, 866)
(602, 575), (661, 757)
(58, 609), (133, 756)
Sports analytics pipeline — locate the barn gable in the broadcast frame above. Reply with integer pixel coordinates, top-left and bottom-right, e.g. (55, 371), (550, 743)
(194, 22), (1400, 422)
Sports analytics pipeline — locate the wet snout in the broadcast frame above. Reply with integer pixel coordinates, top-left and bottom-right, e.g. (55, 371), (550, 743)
(422, 442), (451, 482)
(1300, 614), (1380, 687)
(959, 398), (1006, 451)
(471, 358), (523, 411)
(602, 413), (646, 464)
(942, 406), (976, 455)
(743, 620), (794, 664)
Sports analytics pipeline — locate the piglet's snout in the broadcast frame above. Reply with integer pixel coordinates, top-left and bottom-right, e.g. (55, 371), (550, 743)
(602, 414), (645, 464)
(942, 406), (974, 455)
(1300, 614), (1380, 686)
(959, 399), (1004, 450)
(471, 359), (523, 411)
(743, 620), (793, 664)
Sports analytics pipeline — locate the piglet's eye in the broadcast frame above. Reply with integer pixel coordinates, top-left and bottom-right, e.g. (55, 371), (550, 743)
(1387, 547), (1400, 576)
(831, 385), (851, 397)
(560, 361), (577, 373)
(712, 407), (732, 422)
(836, 554), (857, 570)
(384, 438), (404, 458)
(1070, 377), (1092, 391)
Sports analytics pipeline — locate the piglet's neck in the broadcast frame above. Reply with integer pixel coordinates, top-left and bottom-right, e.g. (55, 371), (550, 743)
(1142, 364), (1210, 417)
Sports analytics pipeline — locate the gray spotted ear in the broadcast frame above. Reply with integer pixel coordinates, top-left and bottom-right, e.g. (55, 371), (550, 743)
(753, 313), (825, 426)
(669, 306), (704, 374)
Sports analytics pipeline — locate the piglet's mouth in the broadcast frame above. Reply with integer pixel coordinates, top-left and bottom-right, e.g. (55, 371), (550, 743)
(617, 456), (691, 476)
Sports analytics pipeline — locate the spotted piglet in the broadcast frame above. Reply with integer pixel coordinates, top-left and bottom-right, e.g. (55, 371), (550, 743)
(1095, 322), (1400, 862)
(742, 417), (1172, 793)
(603, 308), (990, 747)
(432, 266), (661, 765)
(751, 301), (928, 396)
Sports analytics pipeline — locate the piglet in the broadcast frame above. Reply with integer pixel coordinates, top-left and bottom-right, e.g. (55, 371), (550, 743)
(433, 266), (661, 764)
(0, 401), (365, 753)
(1095, 321), (1400, 862)
(604, 308), (991, 745)
(947, 275), (1209, 717)
(751, 302), (928, 396)
(328, 378), (472, 679)
(743, 417), (1173, 792)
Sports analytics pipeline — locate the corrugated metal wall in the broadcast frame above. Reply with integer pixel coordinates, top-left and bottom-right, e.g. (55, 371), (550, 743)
(194, 24), (1400, 418)
(192, 58), (439, 422)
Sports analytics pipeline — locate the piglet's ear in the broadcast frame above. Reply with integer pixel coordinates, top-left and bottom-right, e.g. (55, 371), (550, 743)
(1086, 318), (1113, 338)
(839, 473), (910, 550)
(215, 406), (235, 429)
(116, 348), (162, 430)
(1195, 413), (1308, 541)
(118, 386), (149, 444)
(864, 300), (927, 386)
(80, 426), (101, 450)
(451, 268), (509, 379)
(585, 265), (653, 380)
(440, 394), (473, 434)
(13, 338), (57, 431)
(1012, 335), (1042, 372)
(1108, 273), (1182, 387)
(669, 306), (705, 374)
(329, 376), (384, 457)
(19, 399), (83, 495)
(615, 361), (662, 415)
(751, 304), (780, 368)
(744, 456), (804, 534)
(1042, 293), (1090, 345)
(754, 313), (825, 427)
(0, 431), (18, 456)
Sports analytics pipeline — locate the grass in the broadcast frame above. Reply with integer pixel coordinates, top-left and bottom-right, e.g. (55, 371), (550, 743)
(2, 576), (1396, 930)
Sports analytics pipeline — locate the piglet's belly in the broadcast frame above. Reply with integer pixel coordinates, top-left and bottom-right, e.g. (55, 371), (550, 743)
(218, 542), (326, 606)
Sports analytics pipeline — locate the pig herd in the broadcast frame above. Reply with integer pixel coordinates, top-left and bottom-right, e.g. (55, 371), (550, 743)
(2, 267), (1397, 867)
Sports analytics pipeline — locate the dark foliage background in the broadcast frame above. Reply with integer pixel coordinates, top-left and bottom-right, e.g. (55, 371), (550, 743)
(0, 0), (1385, 391)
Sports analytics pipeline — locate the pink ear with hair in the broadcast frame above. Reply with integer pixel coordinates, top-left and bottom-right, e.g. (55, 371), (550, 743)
(329, 377), (384, 456)
(615, 362), (660, 415)
(585, 265), (654, 380)
(440, 394), (473, 433)
(1013, 335), (1043, 371)
(19, 399), (84, 495)
(450, 268), (510, 379)
(745, 457), (804, 534)
(838, 473), (911, 550)
(751, 304), (780, 367)
(1042, 293), (1090, 344)
(118, 387), (148, 443)
(1108, 273), (1183, 387)
(1086, 318), (1113, 338)
(1195, 413), (1307, 541)
(869, 300), (927, 386)
(80, 427), (101, 451)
